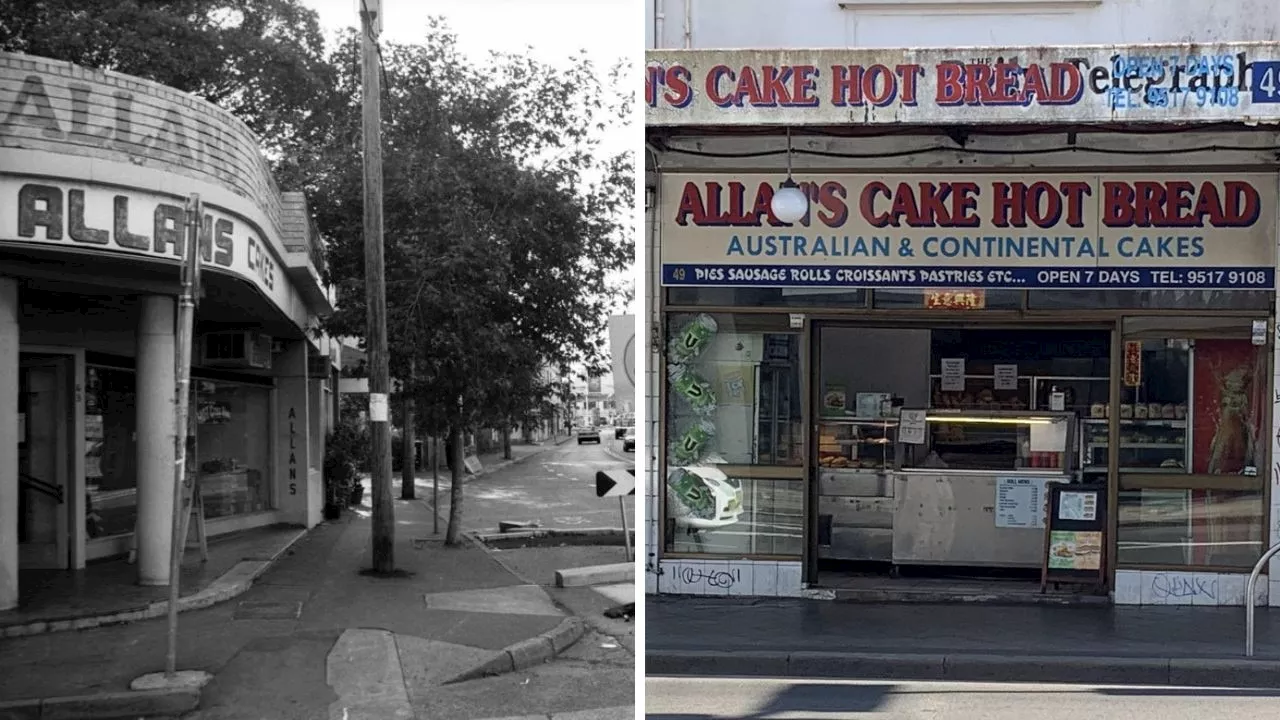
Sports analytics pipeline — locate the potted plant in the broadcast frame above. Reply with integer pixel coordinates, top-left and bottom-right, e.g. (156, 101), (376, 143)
(324, 420), (369, 519)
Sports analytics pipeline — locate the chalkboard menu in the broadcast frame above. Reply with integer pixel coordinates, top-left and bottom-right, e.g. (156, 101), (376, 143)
(1040, 482), (1108, 591)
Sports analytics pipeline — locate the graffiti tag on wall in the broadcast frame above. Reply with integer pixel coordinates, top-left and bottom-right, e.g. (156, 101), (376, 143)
(1149, 573), (1218, 601)
(676, 564), (741, 589)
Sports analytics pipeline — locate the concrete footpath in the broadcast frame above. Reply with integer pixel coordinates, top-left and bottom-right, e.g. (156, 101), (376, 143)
(648, 596), (1280, 688)
(0, 494), (589, 719)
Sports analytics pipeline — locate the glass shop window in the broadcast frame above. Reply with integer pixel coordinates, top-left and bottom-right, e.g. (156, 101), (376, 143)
(663, 312), (803, 558)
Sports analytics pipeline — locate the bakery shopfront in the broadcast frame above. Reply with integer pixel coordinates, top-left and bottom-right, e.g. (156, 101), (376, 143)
(645, 43), (1280, 606)
(0, 52), (336, 611)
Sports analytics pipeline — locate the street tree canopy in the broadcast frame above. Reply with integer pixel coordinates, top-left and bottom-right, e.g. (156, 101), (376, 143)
(312, 26), (632, 436)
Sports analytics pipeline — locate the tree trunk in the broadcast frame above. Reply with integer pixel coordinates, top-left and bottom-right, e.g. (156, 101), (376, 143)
(503, 424), (512, 460)
(445, 422), (465, 546)
(400, 389), (415, 500)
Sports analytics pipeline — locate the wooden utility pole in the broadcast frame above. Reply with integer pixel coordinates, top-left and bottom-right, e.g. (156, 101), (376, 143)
(361, 0), (394, 573)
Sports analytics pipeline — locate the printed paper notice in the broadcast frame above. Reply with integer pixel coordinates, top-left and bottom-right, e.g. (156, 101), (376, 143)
(1059, 490), (1098, 522)
(369, 392), (389, 422)
(993, 364), (1018, 390)
(940, 358), (965, 392)
(996, 476), (1054, 529)
(900, 409), (927, 445)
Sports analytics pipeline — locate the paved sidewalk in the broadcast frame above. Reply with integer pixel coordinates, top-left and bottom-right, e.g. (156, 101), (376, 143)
(0, 496), (585, 719)
(648, 596), (1280, 688)
(0, 525), (305, 636)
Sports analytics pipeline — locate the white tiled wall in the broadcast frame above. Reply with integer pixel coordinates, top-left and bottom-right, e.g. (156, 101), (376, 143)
(644, 180), (661, 595)
(657, 559), (804, 597)
(1114, 569), (1269, 606)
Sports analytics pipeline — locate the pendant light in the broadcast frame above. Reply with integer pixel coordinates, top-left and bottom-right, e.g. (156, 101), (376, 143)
(770, 126), (808, 224)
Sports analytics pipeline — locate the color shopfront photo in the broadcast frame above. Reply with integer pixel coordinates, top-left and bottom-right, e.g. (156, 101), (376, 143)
(645, 43), (1280, 608)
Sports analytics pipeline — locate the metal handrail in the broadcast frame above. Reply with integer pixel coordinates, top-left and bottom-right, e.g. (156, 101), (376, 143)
(1245, 541), (1280, 657)
(19, 473), (63, 504)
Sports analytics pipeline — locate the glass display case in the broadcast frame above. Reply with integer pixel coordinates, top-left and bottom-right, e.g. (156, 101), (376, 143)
(903, 410), (1076, 473)
(817, 418), (901, 472)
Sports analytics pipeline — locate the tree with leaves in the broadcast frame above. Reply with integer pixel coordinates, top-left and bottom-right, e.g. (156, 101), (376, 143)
(311, 25), (632, 546)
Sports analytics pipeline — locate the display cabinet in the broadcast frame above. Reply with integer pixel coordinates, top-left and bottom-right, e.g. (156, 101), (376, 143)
(816, 416), (899, 562)
(903, 410), (1076, 473)
(1081, 417), (1188, 475)
(817, 417), (901, 472)
(755, 362), (802, 465)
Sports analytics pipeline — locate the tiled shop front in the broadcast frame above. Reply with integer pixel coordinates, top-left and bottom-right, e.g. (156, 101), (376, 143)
(645, 43), (1280, 606)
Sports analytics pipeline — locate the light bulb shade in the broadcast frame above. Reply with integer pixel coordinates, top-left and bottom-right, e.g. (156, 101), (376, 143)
(771, 182), (808, 224)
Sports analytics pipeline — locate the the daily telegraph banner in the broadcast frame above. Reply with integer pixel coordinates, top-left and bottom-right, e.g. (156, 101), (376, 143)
(647, 44), (1280, 125)
(659, 174), (1277, 290)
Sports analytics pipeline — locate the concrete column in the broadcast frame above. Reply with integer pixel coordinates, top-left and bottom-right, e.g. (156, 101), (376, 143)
(135, 295), (176, 586)
(275, 340), (315, 526)
(0, 277), (19, 610)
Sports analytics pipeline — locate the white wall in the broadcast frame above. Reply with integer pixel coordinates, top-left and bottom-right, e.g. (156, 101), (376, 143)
(651, 0), (1280, 49)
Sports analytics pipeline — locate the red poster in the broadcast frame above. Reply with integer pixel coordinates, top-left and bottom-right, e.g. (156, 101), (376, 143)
(1192, 340), (1266, 475)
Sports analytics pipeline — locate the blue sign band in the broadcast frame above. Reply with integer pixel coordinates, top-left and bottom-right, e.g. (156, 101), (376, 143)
(661, 264), (1275, 289)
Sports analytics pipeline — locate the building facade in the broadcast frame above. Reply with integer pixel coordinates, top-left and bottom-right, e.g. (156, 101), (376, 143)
(0, 52), (337, 610)
(573, 373), (617, 427)
(645, 1), (1280, 607)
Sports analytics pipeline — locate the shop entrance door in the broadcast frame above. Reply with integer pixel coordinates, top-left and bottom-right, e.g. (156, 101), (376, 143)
(18, 354), (73, 569)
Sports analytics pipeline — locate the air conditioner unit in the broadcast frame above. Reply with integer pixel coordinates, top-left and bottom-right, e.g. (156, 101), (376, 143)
(201, 332), (273, 370)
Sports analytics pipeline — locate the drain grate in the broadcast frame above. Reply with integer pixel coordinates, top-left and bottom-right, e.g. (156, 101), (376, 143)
(233, 600), (303, 620)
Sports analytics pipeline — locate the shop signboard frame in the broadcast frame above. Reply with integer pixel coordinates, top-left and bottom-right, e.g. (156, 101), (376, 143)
(647, 43), (1280, 127)
(1041, 482), (1109, 592)
(659, 172), (1277, 292)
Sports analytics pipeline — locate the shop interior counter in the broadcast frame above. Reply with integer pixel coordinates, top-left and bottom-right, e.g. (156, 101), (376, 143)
(892, 411), (1076, 568)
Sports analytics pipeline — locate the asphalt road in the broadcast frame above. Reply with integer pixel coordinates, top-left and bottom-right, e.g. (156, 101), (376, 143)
(425, 437), (635, 533)
(645, 677), (1280, 719)
(419, 437), (638, 719)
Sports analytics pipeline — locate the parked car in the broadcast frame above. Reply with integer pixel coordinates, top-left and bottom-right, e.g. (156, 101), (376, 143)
(576, 426), (601, 444)
(622, 427), (636, 453)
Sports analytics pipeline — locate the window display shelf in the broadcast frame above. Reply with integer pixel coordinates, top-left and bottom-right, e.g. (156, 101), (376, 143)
(818, 418), (900, 471)
(1081, 418), (1187, 427)
(1080, 416), (1187, 472)
(1084, 466), (1187, 474)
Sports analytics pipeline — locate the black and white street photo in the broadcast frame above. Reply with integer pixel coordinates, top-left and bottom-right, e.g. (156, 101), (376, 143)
(0, 1), (636, 718)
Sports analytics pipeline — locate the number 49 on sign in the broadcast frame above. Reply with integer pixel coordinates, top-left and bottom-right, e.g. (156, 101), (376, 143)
(1251, 61), (1280, 103)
